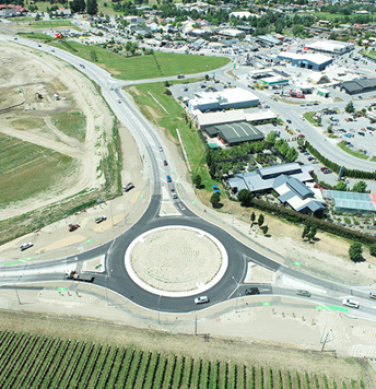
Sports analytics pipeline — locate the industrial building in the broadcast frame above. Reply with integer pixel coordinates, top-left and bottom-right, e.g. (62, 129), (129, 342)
(277, 53), (333, 71)
(257, 34), (282, 47)
(203, 121), (264, 146)
(188, 88), (259, 113)
(259, 76), (289, 86)
(340, 78), (376, 95)
(304, 41), (354, 55)
(227, 163), (314, 193)
(192, 110), (246, 129)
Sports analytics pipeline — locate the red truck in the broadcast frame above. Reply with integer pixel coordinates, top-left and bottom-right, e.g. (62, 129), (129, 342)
(68, 224), (79, 232)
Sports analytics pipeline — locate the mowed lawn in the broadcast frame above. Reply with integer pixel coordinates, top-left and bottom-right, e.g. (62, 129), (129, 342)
(0, 133), (75, 206)
(25, 20), (75, 28)
(127, 82), (218, 191)
(45, 40), (229, 80)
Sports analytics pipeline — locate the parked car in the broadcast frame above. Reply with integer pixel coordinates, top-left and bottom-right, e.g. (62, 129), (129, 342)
(342, 299), (359, 309)
(194, 296), (209, 304)
(296, 290), (311, 297)
(171, 189), (178, 199)
(95, 216), (107, 224)
(287, 119), (292, 124)
(177, 74), (185, 79)
(20, 242), (33, 251)
(167, 175), (172, 182)
(245, 287), (260, 295)
(358, 131), (365, 136)
(123, 182), (134, 192)
(68, 224), (80, 232)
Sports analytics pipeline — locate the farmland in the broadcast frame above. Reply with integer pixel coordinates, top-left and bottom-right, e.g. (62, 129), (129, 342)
(0, 330), (367, 389)
(0, 132), (75, 206)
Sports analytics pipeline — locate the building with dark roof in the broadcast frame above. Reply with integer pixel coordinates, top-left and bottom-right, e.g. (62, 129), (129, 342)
(203, 121), (263, 145)
(341, 78), (376, 95)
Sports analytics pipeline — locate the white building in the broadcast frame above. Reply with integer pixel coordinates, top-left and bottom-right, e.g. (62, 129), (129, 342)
(229, 11), (259, 19)
(188, 88), (259, 112)
(304, 41), (355, 55)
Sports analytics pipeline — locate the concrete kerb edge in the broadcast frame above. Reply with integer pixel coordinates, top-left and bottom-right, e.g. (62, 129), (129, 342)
(124, 225), (228, 297)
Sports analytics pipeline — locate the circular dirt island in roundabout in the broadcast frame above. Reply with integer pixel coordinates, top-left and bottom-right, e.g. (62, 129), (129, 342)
(124, 226), (228, 297)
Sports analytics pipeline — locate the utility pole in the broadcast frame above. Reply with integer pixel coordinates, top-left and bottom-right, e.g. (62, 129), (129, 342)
(194, 311), (198, 336)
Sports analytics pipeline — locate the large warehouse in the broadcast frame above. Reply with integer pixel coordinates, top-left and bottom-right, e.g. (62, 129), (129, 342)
(303, 41), (354, 56)
(203, 121), (264, 146)
(341, 78), (376, 95)
(188, 88), (259, 112)
(277, 53), (333, 71)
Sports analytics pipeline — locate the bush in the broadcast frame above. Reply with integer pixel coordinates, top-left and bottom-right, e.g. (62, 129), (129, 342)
(349, 242), (363, 262)
(370, 243), (376, 257)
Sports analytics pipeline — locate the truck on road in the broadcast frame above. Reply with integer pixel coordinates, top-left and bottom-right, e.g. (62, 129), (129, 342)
(66, 271), (94, 283)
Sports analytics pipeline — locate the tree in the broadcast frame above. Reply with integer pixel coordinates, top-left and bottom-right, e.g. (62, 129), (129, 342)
(370, 243), (376, 257)
(335, 180), (347, 191)
(192, 174), (201, 189)
(352, 180), (367, 193)
(35, 13), (41, 20)
(307, 225), (317, 241)
(86, 0), (97, 15)
(349, 242), (363, 262)
(210, 192), (221, 207)
(237, 189), (253, 206)
(70, 0), (85, 13)
(266, 131), (278, 145)
(209, 164), (216, 179)
(345, 101), (355, 113)
(258, 214), (264, 227)
(262, 225), (269, 235)
(251, 212), (256, 223)
(317, 116), (322, 126)
(205, 74), (210, 81)
(302, 224), (310, 239)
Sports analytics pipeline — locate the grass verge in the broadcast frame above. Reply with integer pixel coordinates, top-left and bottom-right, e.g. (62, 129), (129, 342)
(338, 141), (369, 160)
(303, 111), (319, 126)
(126, 82), (219, 192)
(25, 20), (75, 28)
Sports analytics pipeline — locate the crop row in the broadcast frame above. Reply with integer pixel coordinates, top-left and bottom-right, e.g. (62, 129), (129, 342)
(0, 332), (366, 389)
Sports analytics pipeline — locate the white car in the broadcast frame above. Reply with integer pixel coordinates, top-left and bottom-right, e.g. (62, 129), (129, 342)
(342, 299), (359, 309)
(194, 296), (209, 305)
(20, 242), (33, 251)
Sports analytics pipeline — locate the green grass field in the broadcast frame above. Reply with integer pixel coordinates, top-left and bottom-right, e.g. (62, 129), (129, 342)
(127, 82), (219, 192)
(0, 330), (365, 389)
(25, 20), (75, 28)
(0, 132), (75, 206)
(53, 111), (87, 142)
(338, 141), (369, 160)
(303, 112), (320, 126)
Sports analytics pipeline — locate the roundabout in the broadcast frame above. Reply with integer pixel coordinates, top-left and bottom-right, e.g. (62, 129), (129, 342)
(125, 226), (228, 297)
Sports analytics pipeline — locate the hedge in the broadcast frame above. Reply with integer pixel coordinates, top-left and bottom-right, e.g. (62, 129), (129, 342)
(305, 141), (376, 180)
(250, 198), (376, 245)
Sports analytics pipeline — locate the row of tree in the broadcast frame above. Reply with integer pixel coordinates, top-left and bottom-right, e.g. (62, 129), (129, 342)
(69, 0), (97, 14)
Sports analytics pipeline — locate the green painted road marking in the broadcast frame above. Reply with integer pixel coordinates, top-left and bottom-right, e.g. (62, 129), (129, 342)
(85, 239), (93, 244)
(262, 302), (270, 306)
(57, 287), (67, 292)
(294, 261), (302, 266)
(328, 306), (349, 312)
(20, 256), (33, 262)
(316, 305), (329, 310)
(140, 193), (144, 198)
(191, 201), (196, 205)
(4, 260), (22, 267)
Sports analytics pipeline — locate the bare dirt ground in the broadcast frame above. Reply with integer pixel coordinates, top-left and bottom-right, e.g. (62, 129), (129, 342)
(0, 41), (114, 221)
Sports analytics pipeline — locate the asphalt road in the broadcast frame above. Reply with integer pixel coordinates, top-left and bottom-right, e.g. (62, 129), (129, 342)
(1, 35), (376, 317)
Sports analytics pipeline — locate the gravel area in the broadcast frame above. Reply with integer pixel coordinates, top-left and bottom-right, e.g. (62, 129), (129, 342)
(130, 228), (223, 292)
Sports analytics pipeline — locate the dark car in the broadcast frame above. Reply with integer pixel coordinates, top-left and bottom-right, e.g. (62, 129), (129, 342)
(123, 182), (135, 192)
(287, 119), (292, 124)
(245, 287), (260, 295)
(296, 290), (311, 297)
(163, 160), (168, 166)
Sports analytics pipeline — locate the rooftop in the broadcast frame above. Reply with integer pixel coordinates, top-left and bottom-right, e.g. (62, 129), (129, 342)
(278, 52), (332, 65)
(205, 121), (263, 144)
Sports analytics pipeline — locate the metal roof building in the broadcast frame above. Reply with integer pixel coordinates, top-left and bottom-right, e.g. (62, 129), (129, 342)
(204, 121), (263, 145)
(304, 41), (354, 55)
(188, 88), (259, 112)
(277, 53), (333, 71)
(274, 175), (326, 214)
(340, 78), (376, 95)
(227, 163), (314, 193)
